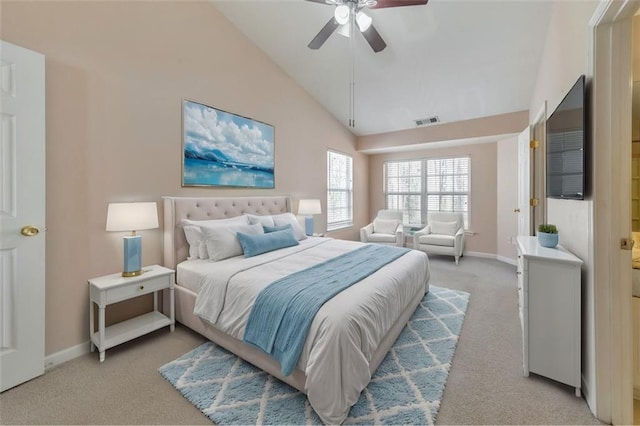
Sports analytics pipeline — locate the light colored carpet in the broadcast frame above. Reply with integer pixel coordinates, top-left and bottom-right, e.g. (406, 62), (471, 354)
(0, 255), (604, 425)
(158, 286), (469, 425)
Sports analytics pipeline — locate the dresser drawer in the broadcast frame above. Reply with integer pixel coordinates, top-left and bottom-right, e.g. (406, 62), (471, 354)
(104, 274), (171, 304)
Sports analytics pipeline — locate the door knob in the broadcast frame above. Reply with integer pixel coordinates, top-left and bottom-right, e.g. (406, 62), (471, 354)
(514, 208), (521, 213)
(20, 225), (40, 237)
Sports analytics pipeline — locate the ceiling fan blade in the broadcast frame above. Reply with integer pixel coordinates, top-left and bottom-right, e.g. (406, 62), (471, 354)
(361, 23), (387, 53)
(304, 0), (331, 4)
(308, 17), (340, 50)
(371, 0), (428, 9)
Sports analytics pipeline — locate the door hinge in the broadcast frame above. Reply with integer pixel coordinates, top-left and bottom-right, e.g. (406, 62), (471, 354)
(530, 140), (540, 149)
(621, 237), (635, 250)
(529, 198), (539, 207)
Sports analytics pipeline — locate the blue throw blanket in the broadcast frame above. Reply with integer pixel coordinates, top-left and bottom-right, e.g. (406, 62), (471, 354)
(243, 244), (410, 376)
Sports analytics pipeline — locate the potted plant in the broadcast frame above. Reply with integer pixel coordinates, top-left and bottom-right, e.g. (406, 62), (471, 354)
(538, 224), (558, 248)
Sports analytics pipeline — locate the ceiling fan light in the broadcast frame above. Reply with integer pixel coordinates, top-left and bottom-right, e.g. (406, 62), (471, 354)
(356, 11), (372, 32)
(334, 5), (350, 25)
(336, 24), (351, 38)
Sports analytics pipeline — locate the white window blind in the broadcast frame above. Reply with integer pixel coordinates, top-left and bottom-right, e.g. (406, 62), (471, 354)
(384, 160), (423, 225)
(426, 156), (470, 228)
(384, 156), (470, 228)
(327, 150), (353, 231)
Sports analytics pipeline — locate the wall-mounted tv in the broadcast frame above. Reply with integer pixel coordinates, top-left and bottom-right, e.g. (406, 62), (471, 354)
(546, 74), (587, 200)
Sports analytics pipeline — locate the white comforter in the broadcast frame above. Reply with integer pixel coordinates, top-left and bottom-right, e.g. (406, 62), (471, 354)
(193, 237), (430, 424)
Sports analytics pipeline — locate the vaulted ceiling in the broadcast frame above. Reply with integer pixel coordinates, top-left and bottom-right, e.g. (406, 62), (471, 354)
(213, 0), (554, 136)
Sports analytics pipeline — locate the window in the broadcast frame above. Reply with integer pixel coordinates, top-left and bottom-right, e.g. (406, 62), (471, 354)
(385, 160), (423, 225)
(327, 150), (353, 231)
(384, 156), (470, 228)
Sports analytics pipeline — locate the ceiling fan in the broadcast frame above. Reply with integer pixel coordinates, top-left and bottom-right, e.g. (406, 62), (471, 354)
(305, 0), (428, 53)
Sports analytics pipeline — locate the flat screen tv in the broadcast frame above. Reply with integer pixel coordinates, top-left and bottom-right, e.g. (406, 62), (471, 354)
(546, 74), (587, 200)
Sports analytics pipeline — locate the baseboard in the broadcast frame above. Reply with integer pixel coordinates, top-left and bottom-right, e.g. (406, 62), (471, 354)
(464, 250), (497, 260)
(582, 373), (596, 415)
(44, 340), (91, 371)
(496, 255), (517, 266)
(463, 251), (517, 266)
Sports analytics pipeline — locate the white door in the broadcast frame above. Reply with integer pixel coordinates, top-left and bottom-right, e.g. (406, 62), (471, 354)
(517, 126), (532, 236)
(0, 40), (46, 392)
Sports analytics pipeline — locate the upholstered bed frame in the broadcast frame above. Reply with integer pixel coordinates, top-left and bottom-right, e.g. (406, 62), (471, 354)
(162, 195), (423, 394)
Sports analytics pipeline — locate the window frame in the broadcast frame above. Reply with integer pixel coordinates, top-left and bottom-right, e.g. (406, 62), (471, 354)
(326, 149), (354, 231)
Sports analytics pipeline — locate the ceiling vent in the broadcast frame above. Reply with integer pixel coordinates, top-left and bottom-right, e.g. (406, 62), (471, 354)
(415, 116), (440, 126)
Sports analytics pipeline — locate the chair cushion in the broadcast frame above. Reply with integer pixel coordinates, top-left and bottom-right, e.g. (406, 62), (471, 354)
(373, 218), (399, 234)
(430, 220), (458, 236)
(367, 233), (397, 243)
(419, 234), (455, 247)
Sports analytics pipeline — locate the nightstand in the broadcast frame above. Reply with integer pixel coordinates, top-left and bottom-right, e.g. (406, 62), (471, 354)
(88, 264), (175, 362)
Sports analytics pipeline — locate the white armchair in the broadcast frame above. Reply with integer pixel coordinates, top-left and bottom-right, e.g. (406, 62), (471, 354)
(413, 212), (465, 264)
(360, 210), (404, 247)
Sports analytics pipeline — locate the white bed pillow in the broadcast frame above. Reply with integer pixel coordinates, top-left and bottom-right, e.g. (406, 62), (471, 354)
(430, 220), (458, 236)
(246, 214), (275, 227)
(201, 222), (264, 261)
(183, 225), (207, 260)
(180, 216), (249, 260)
(373, 218), (399, 234)
(271, 213), (307, 241)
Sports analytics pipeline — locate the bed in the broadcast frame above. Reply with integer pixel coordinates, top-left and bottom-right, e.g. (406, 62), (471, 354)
(162, 196), (430, 424)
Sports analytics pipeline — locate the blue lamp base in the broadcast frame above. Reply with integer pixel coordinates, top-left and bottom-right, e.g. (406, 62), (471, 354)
(122, 235), (142, 277)
(304, 216), (314, 236)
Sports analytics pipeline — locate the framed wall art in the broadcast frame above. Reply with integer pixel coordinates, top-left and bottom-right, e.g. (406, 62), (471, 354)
(182, 99), (275, 188)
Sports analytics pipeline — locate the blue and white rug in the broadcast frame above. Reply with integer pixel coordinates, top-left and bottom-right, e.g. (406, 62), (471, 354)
(159, 285), (469, 425)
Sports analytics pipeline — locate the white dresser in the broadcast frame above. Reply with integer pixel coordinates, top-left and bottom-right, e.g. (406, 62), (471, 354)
(516, 236), (583, 396)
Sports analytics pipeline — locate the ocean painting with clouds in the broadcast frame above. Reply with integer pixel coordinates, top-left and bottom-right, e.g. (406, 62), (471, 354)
(182, 100), (275, 188)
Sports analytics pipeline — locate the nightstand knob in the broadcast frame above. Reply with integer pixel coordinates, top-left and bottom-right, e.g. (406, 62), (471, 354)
(139, 285), (144, 290)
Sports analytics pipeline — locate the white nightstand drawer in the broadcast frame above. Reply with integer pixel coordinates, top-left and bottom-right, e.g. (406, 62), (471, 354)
(105, 274), (171, 304)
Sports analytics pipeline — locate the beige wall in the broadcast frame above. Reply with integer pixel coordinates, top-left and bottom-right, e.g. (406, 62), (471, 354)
(633, 16), (640, 142)
(0, 1), (368, 355)
(496, 136), (518, 263)
(368, 142), (498, 256)
(527, 0), (599, 411)
(634, 15), (640, 82)
(357, 111), (528, 152)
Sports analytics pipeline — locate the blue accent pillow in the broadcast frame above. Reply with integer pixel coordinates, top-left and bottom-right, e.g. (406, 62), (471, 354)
(263, 223), (292, 233)
(237, 228), (299, 257)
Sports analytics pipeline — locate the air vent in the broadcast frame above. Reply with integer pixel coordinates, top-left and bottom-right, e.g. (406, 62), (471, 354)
(415, 116), (440, 126)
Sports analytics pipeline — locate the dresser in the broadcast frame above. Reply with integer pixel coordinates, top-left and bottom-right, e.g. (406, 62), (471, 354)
(516, 236), (583, 396)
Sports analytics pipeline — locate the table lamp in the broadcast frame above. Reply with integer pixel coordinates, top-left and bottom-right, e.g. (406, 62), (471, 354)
(106, 202), (159, 277)
(298, 199), (322, 236)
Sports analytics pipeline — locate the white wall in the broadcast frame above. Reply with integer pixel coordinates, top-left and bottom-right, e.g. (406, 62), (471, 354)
(496, 136), (519, 263)
(528, 0), (599, 410)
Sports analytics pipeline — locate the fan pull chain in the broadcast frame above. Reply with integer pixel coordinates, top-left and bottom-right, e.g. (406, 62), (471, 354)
(349, 6), (356, 128)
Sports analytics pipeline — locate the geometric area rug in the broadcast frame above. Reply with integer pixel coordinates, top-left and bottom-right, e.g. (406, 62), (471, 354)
(158, 285), (470, 425)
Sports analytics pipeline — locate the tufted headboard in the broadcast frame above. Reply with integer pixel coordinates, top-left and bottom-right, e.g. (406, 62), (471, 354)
(162, 196), (291, 269)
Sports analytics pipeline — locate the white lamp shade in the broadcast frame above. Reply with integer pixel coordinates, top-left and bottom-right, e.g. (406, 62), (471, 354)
(356, 11), (372, 32)
(298, 199), (322, 215)
(334, 4), (350, 25)
(106, 202), (159, 232)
